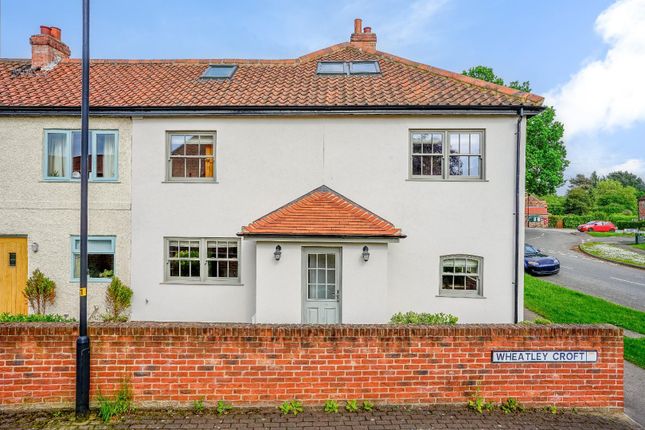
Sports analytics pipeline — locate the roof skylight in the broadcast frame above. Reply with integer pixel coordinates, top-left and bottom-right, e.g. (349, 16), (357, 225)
(202, 65), (237, 79)
(317, 61), (380, 76)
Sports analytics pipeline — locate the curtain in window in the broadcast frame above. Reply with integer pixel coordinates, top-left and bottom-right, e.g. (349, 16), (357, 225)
(96, 134), (116, 179)
(47, 133), (67, 177)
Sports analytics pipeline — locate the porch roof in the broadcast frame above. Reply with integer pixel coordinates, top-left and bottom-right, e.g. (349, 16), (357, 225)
(239, 186), (404, 238)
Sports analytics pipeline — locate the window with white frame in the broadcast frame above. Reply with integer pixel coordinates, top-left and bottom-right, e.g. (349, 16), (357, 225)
(44, 130), (118, 181)
(71, 236), (115, 281)
(410, 130), (484, 180)
(165, 238), (240, 283)
(440, 255), (482, 296)
(167, 133), (216, 181)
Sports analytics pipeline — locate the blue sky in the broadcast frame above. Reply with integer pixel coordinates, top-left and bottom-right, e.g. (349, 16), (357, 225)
(2, 0), (644, 186)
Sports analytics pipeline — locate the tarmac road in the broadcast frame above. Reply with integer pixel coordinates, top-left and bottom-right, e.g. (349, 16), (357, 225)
(525, 228), (645, 311)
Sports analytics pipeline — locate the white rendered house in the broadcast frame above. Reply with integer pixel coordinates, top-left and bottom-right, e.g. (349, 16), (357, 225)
(0, 21), (544, 323)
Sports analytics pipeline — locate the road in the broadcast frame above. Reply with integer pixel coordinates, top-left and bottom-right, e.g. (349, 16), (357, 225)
(525, 228), (645, 311)
(525, 228), (645, 428)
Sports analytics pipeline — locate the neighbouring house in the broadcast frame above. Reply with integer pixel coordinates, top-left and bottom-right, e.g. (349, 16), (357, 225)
(525, 195), (549, 228)
(639, 196), (645, 221)
(0, 20), (544, 323)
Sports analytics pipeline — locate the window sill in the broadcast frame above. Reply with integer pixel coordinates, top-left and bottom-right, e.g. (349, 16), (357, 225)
(162, 180), (219, 184)
(406, 178), (489, 183)
(41, 180), (121, 184)
(435, 294), (486, 299)
(160, 281), (243, 286)
(71, 279), (113, 284)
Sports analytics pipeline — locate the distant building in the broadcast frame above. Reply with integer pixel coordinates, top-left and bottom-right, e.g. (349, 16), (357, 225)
(525, 195), (549, 228)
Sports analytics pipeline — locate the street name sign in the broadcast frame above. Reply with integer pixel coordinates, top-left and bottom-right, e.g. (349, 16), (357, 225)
(491, 350), (597, 363)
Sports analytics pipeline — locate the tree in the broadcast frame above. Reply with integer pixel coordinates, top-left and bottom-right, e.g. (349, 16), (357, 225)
(564, 187), (594, 215)
(541, 194), (566, 215)
(594, 179), (638, 215)
(463, 66), (568, 195)
(606, 171), (645, 195)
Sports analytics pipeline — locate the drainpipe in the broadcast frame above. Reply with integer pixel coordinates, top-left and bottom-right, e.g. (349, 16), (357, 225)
(513, 107), (524, 323)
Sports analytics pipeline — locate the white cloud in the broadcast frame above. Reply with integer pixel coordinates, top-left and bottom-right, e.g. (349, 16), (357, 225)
(598, 158), (645, 177)
(546, 0), (645, 138)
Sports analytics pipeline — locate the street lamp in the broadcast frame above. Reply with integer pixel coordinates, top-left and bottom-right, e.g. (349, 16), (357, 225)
(76, 0), (91, 418)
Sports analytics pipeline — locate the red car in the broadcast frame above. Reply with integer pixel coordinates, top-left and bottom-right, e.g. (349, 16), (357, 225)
(577, 221), (617, 232)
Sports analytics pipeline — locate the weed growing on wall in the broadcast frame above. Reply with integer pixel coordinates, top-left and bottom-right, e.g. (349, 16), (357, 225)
(97, 381), (133, 422)
(324, 400), (339, 413)
(192, 399), (205, 413)
(467, 389), (494, 414)
(345, 400), (359, 413)
(279, 400), (303, 415)
(500, 398), (525, 414)
(362, 400), (374, 411)
(216, 400), (233, 415)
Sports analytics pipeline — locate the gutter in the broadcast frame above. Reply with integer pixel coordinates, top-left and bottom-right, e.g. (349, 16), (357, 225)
(0, 104), (545, 117)
(513, 107), (524, 323)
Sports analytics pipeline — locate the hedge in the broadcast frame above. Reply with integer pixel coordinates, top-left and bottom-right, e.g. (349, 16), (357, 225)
(548, 214), (645, 230)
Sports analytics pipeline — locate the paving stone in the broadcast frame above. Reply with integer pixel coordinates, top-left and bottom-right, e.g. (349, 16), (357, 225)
(0, 407), (640, 430)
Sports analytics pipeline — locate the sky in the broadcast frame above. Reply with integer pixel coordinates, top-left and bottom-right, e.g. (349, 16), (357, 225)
(1, 0), (644, 186)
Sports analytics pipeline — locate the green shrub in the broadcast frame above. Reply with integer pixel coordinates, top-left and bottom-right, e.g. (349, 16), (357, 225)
(499, 398), (524, 414)
(548, 215), (563, 228)
(390, 311), (458, 325)
(562, 215), (588, 229)
(103, 276), (133, 322)
(216, 400), (233, 415)
(279, 400), (303, 415)
(97, 381), (133, 422)
(345, 399), (359, 413)
(323, 399), (339, 413)
(0, 313), (74, 322)
(23, 269), (56, 315)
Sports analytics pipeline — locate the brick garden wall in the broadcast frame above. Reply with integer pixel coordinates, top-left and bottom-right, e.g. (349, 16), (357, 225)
(0, 323), (623, 409)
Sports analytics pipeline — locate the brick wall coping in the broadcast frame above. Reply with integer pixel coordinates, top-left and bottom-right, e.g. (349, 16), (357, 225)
(0, 322), (622, 337)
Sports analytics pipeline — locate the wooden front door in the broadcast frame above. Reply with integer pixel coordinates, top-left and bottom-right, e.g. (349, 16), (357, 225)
(0, 237), (28, 314)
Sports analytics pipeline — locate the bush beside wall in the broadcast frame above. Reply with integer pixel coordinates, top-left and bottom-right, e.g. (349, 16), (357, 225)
(0, 323), (623, 410)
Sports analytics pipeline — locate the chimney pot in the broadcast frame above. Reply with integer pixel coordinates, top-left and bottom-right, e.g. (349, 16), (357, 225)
(349, 19), (377, 50)
(354, 18), (362, 34)
(50, 27), (61, 40)
(30, 25), (70, 69)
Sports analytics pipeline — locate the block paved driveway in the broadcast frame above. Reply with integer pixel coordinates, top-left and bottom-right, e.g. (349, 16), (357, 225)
(0, 407), (641, 430)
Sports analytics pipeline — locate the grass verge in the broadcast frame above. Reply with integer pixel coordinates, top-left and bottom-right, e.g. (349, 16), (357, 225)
(586, 231), (633, 237)
(631, 243), (645, 251)
(524, 274), (645, 368)
(579, 241), (645, 268)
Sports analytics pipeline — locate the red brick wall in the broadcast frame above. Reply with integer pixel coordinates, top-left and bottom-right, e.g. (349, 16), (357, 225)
(0, 323), (623, 409)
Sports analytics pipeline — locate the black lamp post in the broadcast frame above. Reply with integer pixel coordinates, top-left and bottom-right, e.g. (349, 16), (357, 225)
(76, 0), (91, 418)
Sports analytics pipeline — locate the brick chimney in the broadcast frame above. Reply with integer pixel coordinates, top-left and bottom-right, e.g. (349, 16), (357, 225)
(350, 18), (377, 50)
(30, 25), (71, 70)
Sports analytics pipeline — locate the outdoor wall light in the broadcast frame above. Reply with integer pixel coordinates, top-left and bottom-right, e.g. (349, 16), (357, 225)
(362, 245), (370, 262)
(274, 245), (282, 261)
(31, 242), (39, 253)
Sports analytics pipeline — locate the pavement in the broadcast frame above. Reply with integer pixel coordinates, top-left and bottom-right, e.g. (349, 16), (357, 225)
(0, 407), (641, 429)
(524, 228), (645, 428)
(525, 228), (645, 310)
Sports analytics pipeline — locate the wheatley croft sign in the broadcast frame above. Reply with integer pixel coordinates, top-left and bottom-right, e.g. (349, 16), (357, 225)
(491, 350), (598, 363)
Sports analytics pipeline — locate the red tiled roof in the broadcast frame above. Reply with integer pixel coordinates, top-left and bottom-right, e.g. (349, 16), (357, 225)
(239, 186), (404, 237)
(0, 43), (544, 109)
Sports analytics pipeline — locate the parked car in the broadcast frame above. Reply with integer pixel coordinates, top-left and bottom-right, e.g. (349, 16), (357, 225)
(577, 221), (617, 233)
(524, 244), (560, 275)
